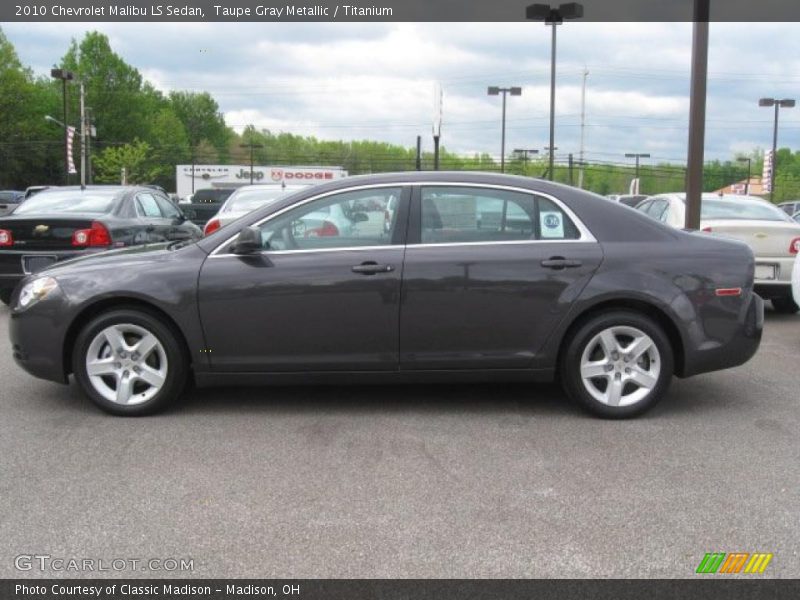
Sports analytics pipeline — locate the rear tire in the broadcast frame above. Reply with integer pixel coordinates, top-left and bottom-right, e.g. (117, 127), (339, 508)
(560, 311), (674, 418)
(72, 308), (188, 416)
(772, 296), (799, 314)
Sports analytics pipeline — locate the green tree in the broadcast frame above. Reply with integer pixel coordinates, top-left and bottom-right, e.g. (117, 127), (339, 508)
(93, 139), (157, 184)
(168, 91), (230, 159)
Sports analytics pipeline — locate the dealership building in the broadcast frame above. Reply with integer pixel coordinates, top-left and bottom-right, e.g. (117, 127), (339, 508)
(176, 164), (348, 198)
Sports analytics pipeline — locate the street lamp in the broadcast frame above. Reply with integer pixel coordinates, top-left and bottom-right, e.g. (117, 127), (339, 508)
(758, 97), (795, 201)
(737, 156), (752, 195)
(50, 68), (75, 185)
(239, 142), (264, 184)
(625, 152), (650, 179)
(525, 2), (583, 180)
(488, 86), (522, 173)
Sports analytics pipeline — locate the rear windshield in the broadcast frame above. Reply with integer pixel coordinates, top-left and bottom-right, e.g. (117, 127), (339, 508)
(223, 189), (291, 213)
(13, 190), (118, 215)
(192, 189), (234, 204)
(700, 199), (792, 222)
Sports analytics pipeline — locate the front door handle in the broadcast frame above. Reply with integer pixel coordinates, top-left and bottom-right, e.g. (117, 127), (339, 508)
(541, 256), (583, 270)
(352, 261), (394, 275)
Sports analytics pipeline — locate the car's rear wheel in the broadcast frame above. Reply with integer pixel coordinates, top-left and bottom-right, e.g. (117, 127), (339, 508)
(561, 311), (674, 418)
(72, 309), (188, 416)
(772, 296), (799, 314)
(0, 288), (12, 306)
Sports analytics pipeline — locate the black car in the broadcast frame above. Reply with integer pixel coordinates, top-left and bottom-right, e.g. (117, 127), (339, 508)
(0, 186), (202, 304)
(7, 172), (763, 418)
(182, 188), (235, 228)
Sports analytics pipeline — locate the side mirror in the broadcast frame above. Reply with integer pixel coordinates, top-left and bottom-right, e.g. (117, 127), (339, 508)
(231, 226), (262, 255)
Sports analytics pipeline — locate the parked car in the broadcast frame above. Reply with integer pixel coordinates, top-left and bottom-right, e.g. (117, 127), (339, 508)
(777, 201), (800, 216)
(793, 251), (800, 308)
(613, 194), (648, 208)
(0, 191), (24, 217)
(203, 184), (306, 235)
(635, 193), (800, 313)
(0, 186), (201, 305)
(180, 188), (235, 228)
(24, 185), (49, 199)
(8, 172), (762, 418)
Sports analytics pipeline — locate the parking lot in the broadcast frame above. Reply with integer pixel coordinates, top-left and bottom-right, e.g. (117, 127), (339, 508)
(0, 304), (798, 579)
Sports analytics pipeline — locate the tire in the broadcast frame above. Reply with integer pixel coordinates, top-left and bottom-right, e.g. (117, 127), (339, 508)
(772, 296), (799, 314)
(72, 308), (188, 416)
(560, 311), (674, 418)
(0, 288), (11, 306)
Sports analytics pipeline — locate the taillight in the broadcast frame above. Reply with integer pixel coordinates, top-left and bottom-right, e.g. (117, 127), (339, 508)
(72, 222), (111, 247)
(789, 237), (800, 254)
(701, 227), (712, 233)
(204, 219), (221, 236)
(0, 229), (12, 247)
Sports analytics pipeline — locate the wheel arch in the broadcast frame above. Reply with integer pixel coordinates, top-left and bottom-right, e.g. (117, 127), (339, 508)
(556, 297), (686, 377)
(63, 297), (193, 380)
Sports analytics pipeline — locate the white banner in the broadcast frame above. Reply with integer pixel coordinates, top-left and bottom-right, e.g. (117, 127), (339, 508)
(66, 126), (77, 175)
(762, 150), (773, 193)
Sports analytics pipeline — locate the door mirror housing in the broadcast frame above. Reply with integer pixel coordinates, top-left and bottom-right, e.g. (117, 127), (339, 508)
(231, 226), (262, 254)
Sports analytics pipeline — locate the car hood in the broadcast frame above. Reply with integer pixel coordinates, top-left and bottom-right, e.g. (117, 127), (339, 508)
(41, 242), (205, 277)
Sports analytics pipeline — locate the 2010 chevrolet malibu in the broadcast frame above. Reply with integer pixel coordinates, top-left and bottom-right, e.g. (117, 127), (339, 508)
(8, 172), (763, 418)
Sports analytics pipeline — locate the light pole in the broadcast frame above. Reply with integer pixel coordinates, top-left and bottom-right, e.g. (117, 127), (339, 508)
(759, 97), (795, 201)
(239, 142), (264, 184)
(488, 86), (522, 173)
(50, 68), (74, 185)
(525, 2), (583, 181)
(513, 148), (539, 174)
(737, 157), (752, 195)
(625, 152), (650, 192)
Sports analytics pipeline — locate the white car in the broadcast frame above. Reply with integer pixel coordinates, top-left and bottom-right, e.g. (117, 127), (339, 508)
(636, 193), (800, 313)
(203, 184), (306, 235)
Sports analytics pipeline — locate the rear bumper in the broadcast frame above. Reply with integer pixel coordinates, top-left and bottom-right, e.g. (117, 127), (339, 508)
(681, 293), (763, 377)
(0, 249), (99, 293)
(753, 282), (792, 300)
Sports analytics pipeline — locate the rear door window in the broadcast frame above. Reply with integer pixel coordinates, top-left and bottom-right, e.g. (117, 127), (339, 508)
(135, 193), (164, 218)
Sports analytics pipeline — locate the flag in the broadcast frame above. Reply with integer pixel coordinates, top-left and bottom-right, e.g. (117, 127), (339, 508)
(66, 126), (77, 175)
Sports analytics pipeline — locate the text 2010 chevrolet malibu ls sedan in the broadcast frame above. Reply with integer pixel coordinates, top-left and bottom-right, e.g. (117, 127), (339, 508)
(8, 173), (763, 418)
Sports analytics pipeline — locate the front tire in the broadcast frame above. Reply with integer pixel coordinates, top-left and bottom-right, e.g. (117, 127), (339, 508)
(560, 311), (674, 418)
(72, 308), (188, 416)
(772, 296), (799, 314)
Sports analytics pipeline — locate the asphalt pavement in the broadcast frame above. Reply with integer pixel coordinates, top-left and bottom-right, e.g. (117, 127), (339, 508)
(0, 305), (798, 578)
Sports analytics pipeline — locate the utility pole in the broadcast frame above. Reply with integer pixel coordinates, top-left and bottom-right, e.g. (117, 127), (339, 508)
(85, 108), (94, 184)
(578, 67), (588, 188)
(240, 142), (264, 184)
(568, 153), (574, 186)
(50, 68), (74, 185)
(758, 98), (795, 201)
(684, 0), (709, 230)
(415, 135), (422, 171)
(488, 86), (522, 173)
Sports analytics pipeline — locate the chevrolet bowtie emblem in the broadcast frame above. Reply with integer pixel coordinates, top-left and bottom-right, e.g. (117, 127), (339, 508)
(754, 232), (767, 239)
(33, 224), (49, 234)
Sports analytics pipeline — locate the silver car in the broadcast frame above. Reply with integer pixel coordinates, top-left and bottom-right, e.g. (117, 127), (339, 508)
(203, 185), (306, 235)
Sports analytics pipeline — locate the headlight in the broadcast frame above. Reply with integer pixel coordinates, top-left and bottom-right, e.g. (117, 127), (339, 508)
(17, 276), (59, 310)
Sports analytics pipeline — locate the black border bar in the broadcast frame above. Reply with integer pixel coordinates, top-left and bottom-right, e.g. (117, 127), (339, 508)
(3, 579), (800, 600)
(3, 0), (800, 22)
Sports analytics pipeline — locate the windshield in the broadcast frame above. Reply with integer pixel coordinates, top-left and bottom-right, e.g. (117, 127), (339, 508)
(223, 189), (290, 213)
(13, 190), (118, 215)
(700, 198), (793, 222)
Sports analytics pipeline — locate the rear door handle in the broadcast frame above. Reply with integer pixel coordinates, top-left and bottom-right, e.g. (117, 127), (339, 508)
(352, 262), (394, 275)
(541, 257), (583, 270)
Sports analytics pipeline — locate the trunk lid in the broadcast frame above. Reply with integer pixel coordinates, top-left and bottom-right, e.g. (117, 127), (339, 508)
(700, 220), (800, 257)
(0, 217), (99, 251)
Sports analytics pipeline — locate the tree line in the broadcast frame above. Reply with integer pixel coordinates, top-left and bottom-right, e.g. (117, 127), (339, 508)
(1, 27), (798, 201)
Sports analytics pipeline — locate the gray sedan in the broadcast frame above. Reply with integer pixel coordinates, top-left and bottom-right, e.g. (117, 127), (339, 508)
(8, 172), (762, 418)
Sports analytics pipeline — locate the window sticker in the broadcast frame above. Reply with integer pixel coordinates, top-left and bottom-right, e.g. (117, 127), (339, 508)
(540, 211), (564, 238)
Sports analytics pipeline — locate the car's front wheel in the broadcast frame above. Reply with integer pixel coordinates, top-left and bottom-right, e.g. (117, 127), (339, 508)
(72, 308), (188, 416)
(561, 311), (674, 418)
(772, 296), (799, 314)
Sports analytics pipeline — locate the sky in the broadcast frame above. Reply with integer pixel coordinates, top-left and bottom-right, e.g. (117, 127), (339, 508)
(3, 21), (800, 167)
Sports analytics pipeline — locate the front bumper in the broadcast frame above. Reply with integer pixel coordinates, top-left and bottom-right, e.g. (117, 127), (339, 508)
(681, 292), (764, 377)
(8, 287), (71, 384)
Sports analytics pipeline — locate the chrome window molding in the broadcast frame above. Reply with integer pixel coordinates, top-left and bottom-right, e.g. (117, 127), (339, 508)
(209, 181), (597, 259)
